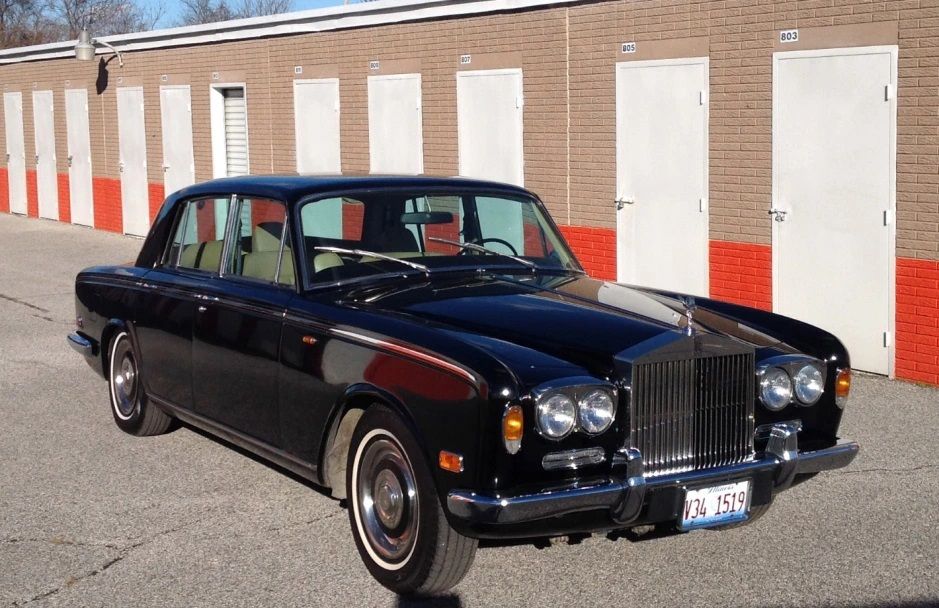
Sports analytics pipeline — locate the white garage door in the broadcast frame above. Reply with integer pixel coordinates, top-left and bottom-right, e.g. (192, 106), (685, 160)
(456, 68), (524, 186)
(614, 58), (709, 296)
(117, 86), (150, 237)
(3, 92), (27, 215)
(773, 46), (897, 375)
(160, 85), (195, 197)
(32, 90), (59, 220)
(65, 88), (94, 227)
(367, 74), (423, 175)
(294, 78), (341, 174)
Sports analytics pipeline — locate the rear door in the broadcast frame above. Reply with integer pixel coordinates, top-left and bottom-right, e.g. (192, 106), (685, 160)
(191, 196), (294, 446)
(135, 195), (235, 408)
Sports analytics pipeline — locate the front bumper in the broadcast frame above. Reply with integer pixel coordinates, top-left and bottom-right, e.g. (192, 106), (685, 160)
(448, 422), (858, 528)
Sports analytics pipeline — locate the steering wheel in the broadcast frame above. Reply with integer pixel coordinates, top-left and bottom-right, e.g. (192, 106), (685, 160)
(459, 237), (520, 257)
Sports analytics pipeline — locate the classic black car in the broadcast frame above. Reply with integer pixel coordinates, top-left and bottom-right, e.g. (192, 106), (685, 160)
(69, 175), (859, 595)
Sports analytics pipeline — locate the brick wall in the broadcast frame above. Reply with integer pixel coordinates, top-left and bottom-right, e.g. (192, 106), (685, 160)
(0, 0), (935, 383)
(0, 168), (8, 214)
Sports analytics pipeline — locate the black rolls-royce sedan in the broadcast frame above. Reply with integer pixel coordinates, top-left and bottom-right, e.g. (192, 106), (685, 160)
(69, 175), (858, 595)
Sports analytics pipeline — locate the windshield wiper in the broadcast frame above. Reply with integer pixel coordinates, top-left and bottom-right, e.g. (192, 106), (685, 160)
(313, 246), (431, 276)
(427, 237), (537, 270)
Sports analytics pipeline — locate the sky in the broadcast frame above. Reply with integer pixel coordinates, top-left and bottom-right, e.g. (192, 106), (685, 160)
(149, 0), (349, 29)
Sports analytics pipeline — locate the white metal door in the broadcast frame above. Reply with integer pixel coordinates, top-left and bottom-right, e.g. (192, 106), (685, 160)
(32, 90), (58, 220)
(159, 85), (195, 197)
(294, 79), (341, 174)
(615, 58), (709, 296)
(367, 74), (423, 174)
(65, 88), (94, 227)
(222, 89), (249, 176)
(456, 69), (524, 186)
(3, 92), (26, 215)
(773, 47), (896, 375)
(116, 86), (149, 237)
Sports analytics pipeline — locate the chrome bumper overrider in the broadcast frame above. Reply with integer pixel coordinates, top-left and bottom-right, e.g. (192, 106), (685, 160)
(447, 422), (859, 526)
(67, 332), (95, 356)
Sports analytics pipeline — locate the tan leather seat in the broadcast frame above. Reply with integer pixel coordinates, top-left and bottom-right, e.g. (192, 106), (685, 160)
(179, 240), (224, 271)
(313, 252), (344, 273)
(242, 226), (295, 285)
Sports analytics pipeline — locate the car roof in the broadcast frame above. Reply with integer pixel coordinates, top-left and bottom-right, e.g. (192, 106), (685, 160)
(172, 174), (536, 205)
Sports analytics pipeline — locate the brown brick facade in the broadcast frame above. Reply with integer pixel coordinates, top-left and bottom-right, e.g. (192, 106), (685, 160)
(0, 0), (936, 381)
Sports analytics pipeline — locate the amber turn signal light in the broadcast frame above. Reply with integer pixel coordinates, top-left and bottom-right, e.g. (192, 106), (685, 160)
(438, 450), (464, 473)
(503, 405), (523, 455)
(835, 368), (851, 409)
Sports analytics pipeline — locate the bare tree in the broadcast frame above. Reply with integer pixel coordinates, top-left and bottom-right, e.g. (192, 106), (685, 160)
(0, 0), (59, 47)
(234, 0), (291, 17)
(177, 0), (292, 25)
(177, 0), (233, 26)
(49, 0), (161, 38)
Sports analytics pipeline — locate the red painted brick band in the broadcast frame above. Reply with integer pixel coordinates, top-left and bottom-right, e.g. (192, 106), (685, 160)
(0, 168), (8, 214)
(708, 241), (772, 312)
(896, 258), (939, 385)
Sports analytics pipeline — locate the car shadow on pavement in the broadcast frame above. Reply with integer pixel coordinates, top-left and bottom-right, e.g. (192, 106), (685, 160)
(396, 594), (462, 608)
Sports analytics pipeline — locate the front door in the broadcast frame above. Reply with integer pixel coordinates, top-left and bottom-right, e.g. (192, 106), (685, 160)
(773, 47), (896, 375)
(191, 196), (292, 446)
(159, 85), (195, 197)
(367, 73), (423, 174)
(65, 88), (94, 227)
(3, 92), (27, 215)
(117, 86), (150, 236)
(614, 58), (709, 296)
(32, 90), (58, 220)
(456, 68), (525, 187)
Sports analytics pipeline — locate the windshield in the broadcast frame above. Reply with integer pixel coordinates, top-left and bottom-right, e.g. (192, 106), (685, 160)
(298, 190), (581, 286)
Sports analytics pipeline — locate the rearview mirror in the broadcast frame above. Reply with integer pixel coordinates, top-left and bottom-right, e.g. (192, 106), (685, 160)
(401, 211), (453, 225)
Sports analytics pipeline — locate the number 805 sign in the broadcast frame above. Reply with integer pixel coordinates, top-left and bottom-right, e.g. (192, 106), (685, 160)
(779, 29), (799, 43)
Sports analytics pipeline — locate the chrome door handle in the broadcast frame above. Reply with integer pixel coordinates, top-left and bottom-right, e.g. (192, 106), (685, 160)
(615, 197), (635, 211)
(768, 208), (788, 222)
(197, 305), (207, 313)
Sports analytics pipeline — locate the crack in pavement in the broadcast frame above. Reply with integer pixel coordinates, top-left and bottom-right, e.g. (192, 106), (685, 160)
(9, 514), (215, 607)
(0, 294), (51, 315)
(833, 463), (937, 476)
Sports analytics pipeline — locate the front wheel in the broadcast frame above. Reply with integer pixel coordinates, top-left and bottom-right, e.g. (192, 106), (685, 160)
(108, 330), (173, 436)
(346, 406), (477, 595)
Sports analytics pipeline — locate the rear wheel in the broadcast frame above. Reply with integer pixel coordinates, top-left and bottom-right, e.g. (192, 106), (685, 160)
(108, 330), (172, 436)
(346, 406), (476, 595)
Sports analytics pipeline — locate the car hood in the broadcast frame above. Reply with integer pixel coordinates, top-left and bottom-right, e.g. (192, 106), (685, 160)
(343, 273), (785, 380)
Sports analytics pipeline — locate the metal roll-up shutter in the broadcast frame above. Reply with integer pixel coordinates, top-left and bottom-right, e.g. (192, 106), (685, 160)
(223, 88), (248, 176)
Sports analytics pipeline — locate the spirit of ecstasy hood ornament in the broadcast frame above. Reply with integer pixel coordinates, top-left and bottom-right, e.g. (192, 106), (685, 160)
(678, 295), (697, 336)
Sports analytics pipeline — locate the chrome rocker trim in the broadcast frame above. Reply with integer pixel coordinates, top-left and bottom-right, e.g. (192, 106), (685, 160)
(447, 422), (859, 526)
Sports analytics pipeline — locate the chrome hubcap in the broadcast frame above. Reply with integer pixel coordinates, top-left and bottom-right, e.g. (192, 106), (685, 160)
(357, 437), (418, 563)
(112, 346), (137, 418)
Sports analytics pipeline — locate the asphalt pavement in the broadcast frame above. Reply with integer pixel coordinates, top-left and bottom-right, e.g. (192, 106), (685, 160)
(0, 212), (937, 608)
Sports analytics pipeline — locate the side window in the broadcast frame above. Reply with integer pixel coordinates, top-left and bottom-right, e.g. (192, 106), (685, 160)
(169, 197), (233, 273)
(474, 197), (526, 256)
(227, 197), (294, 286)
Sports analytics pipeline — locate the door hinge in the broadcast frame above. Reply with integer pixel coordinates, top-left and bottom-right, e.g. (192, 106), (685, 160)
(699, 90), (707, 105)
(884, 209), (895, 226)
(699, 197), (708, 213)
(516, 94), (524, 109)
(884, 331), (892, 347)
(885, 84), (895, 101)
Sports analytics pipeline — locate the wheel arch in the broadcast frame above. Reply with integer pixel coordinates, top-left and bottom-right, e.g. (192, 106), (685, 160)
(319, 383), (424, 499)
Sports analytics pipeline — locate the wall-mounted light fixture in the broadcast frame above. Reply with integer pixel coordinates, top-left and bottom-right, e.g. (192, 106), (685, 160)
(74, 28), (124, 68)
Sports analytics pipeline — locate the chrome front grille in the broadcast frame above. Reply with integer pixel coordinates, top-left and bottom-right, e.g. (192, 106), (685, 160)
(629, 352), (755, 477)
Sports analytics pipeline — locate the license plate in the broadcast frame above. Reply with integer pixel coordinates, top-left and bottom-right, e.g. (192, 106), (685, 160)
(680, 480), (751, 530)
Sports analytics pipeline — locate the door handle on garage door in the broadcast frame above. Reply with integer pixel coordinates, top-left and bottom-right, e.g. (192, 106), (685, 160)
(615, 197), (635, 210)
(768, 208), (788, 222)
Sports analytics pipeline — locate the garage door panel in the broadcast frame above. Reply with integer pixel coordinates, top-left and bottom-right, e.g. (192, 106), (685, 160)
(4, 92), (27, 215)
(117, 86), (150, 237)
(160, 85), (196, 197)
(65, 88), (94, 227)
(294, 79), (341, 174)
(456, 69), (524, 187)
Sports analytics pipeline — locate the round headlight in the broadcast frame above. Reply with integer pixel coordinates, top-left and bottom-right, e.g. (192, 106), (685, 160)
(794, 363), (824, 405)
(760, 367), (792, 411)
(536, 393), (576, 439)
(577, 389), (615, 434)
